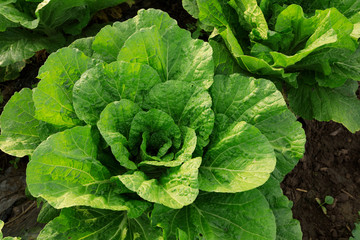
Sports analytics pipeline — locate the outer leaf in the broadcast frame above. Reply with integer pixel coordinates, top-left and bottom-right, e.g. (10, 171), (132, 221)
(210, 39), (242, 75)
(92, 9), (177, 63)
(37, 202), (61, 224)
(97, 100), (141, 170)
(270, 7), (357, 68)
(0, 88), (41, 157)
(146, 80), (214, 150)
(117, 157), (201, 209)
(0, 28), (63, 67)
(0, 2), (39, 29)
(295, 47), (360, 88)
(152, 190), (276, 240)
(199, 121), (276, 192)
(211, 74), (305, 181)
(27, 126), (149, 217)
(0, 14), (19, 32)
(73, 61), (161, 125)
(118, 25), (214, 89)
(259, 177), (302, 240)
(288, 79), (360, 133)
(194, 0), (298, 84)
(33, 48), (98, 127)
(35, 0), (90, 35)
(37, 207), (163, 240)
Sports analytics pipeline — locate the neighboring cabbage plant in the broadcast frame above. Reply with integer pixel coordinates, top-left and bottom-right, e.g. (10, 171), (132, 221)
(182, 0), (360, 133)
(0, 0), (130, 81)
(0, 9), (305, 239)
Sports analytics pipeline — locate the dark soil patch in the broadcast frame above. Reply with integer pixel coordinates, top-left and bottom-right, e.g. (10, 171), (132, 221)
(282, 120), (360, 240)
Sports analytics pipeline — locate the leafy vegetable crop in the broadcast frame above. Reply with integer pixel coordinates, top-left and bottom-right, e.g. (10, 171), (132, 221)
(0, 0), (129, 82)
(0, 9), (305, 239)
(182, 0), (360, 132)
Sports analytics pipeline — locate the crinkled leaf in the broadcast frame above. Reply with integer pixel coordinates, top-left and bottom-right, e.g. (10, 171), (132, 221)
(0, 28), (64, 67)
(97, 100), (141, 170)
(152, 190), (276, 240)
(270, 7), (357, 68)
(0, 88), (41, 157)
(118, 25), (214, 89)
(146, 80), (214, 151)
(37, 207), (162, 240)
(73, 61), (161, 125)
(128, 109), (181, 161)
(227, 0), (268, 40)
(92, 9), (177, 63)
(27, 126), (149, 217)
(295, 47), (360, 88)
(211, 74), (305, 181)
(33, 48), (99, 127)
(289, 79), (360, 133)
(199, 121), (276, 192)
(117, 157), (201, 209)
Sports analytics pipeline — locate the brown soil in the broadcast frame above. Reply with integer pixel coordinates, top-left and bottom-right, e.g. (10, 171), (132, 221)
(282, 120), (360, 240)
(1, 0), (360, 239)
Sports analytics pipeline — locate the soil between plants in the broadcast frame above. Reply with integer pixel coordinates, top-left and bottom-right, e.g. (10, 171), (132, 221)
(1, 0), (360, 239)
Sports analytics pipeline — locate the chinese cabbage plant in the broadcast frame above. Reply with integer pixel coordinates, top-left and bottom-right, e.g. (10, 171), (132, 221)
(182, 0), (360, 133)
(0, 0), (130, 81)
(0, 9), (305, 239)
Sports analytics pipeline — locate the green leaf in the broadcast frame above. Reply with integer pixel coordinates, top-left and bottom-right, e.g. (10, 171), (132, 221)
(37, 202), (61, 224)
(211, 74), (305, 181)
(128, 109), (182, 161)
(145, 80), (214, 151)
(0, 28), (63, 67)
(295, 47), (360, 88)
(0, 88), (41, 157)
(259, 177), (302, 240)
(92, 9), (177, 63)
(227, 0), (268, 40)
(152, 190), (276, 240)
(199, 121), (276, 192)
(37, 207), (163, 240)
(0, 2), (39, 29)
(350, 212), (360, 240)
(73, 61), (161, 125)
(270, 7), (357, 68)
(33, 47), (99, 127)
(0, 13), (19, 31)
(35, 0), (90, 35)
(97, 100), (141, 170)
(118, 25), (214, 89)
(116, 157), (201, 209)
(210, 39), (242, 75)
(288, 79), (360, 133)
(27, 126), (149, 217)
